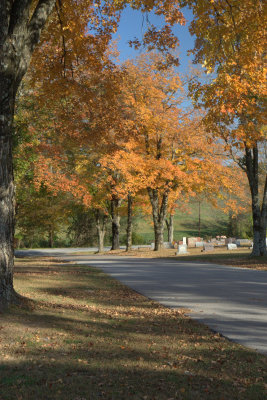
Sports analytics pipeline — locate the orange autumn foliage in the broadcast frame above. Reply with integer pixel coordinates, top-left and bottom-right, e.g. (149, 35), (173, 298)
(183, 0), (267, 255)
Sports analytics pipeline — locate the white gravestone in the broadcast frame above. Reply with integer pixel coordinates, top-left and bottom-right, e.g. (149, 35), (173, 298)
(183, 237), (187, 245)
(176, 244), (188, 255)
(227, 243), (237, 250)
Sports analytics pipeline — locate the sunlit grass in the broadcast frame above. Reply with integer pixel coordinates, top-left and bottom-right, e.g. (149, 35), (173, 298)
(97, 247), (267, 270)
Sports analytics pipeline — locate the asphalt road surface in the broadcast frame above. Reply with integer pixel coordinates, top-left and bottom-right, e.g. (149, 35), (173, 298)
(15, 249), (267, 356)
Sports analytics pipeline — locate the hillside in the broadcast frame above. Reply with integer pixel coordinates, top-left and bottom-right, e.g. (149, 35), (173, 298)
(135, 200), (229, 244)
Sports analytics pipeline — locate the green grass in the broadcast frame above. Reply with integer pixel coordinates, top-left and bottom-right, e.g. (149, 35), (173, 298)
(136, 201), (229, 243)
(0, 257), (266, 400)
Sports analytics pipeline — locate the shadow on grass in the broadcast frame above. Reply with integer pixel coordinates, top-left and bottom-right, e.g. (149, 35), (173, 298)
(5, 290), (267, 353)
(176, 219), (229, 238)
(5, 299), (200, 341)
(1, 330), (266, 400)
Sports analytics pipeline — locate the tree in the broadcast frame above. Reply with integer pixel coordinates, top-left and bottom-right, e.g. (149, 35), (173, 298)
(0, 1), (57, 304)
(103, 55), (240, 250)
(94, 209), (108, 253)
(121, 56), (185, 250)
(165, 191), (184, 243)
(183, 0), (267, 255)
(13, 90), (82, 248)
(99, 141), (149, 251)
(27, 49), (127, 251)
(126, 194), (133, 251)
(0, 0), (186, 305)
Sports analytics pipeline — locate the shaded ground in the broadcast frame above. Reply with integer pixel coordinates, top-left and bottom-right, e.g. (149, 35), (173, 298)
(0, 257), (266, 400)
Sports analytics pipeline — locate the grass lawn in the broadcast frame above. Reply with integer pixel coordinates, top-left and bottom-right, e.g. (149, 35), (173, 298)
(0, 257), (267, 400)
(174, 249), (267, 270)
(136, 201), (229, 244)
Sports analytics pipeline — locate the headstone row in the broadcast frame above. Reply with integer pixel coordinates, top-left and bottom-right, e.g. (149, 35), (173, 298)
(150, 236), (255, 253)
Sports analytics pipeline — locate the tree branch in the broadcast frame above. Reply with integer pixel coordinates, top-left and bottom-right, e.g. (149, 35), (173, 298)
(0, 0), (13, 42)
(55, 0), (67, 77)
(8, 0), (32, 36)
(27, 0), (56, 53)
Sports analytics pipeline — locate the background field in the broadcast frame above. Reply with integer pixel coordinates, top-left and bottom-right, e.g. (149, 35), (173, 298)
(15, 198), (249, 249)
(135, 201), (229, 244)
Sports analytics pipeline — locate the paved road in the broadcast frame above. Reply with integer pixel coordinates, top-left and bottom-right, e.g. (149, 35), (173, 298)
(15, 249), (267, 356)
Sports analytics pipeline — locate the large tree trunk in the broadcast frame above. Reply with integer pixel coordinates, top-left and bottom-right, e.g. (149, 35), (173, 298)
(148, 188), (169, 251)
(110, 197), (121, 250)
(165, 214), (174, 243)
(245, 145), (267, 256)
(0, 1), (56, 306)
(0, 97), (16, 305)
(95, 210), (107, 253)
(154, 223), (164, 251)
(126, 193), (133, 252)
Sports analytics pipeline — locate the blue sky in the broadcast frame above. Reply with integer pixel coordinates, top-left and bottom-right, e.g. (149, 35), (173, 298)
(114, 6), (196, 74)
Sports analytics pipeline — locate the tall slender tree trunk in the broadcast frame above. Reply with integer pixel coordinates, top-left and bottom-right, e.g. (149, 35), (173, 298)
(111, 197), (121, 250)
(0, 0), (56, 306)
(148, 188), (169, 251)
(95, 210), (107, 253)
(198, 201), (201, 237)
(48, 227), (54, 248)
(126, 193), (133, 252)
(245, 145), (267, 256)
(165, 214), (174, 243)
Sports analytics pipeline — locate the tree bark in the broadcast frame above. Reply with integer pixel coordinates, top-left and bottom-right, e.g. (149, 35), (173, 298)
(165, 214), (174, 243)
(148, 188), (169, 251)
(110, 196), (121, 250)
(126, 193), (133, 252)
(95, 210), (107, 253)
(48, 227), (53, 248)
(0, 103), (16, 304)
(198, 201), (201, 237)
(0, 0), (56, 306)
(244, 145), (267, 256)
